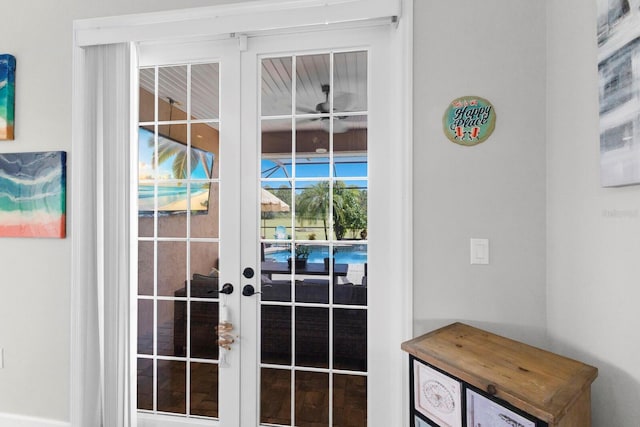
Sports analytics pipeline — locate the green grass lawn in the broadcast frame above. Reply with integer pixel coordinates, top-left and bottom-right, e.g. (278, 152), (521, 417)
(261, 214), (366, 240)
(261, 215), (328, 240)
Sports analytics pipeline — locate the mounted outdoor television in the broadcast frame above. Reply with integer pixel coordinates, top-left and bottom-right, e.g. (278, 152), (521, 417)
(138, 127), (215, 215)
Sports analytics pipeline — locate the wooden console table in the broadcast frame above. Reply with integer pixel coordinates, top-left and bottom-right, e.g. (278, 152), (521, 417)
(401, 322), (598, 427)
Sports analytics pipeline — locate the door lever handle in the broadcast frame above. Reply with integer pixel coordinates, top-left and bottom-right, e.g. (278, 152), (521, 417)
(219, 283), (234, 295)
(242, 284), (258, 296)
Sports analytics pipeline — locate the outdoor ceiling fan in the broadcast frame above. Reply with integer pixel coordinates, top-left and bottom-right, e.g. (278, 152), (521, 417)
(300, 84), (355, 133)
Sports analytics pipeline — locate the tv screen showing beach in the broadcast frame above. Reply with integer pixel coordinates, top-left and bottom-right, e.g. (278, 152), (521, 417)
(138, 127), (214, 215)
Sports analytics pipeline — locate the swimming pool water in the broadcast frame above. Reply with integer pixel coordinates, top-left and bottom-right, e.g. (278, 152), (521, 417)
(266, 245), (367, 264)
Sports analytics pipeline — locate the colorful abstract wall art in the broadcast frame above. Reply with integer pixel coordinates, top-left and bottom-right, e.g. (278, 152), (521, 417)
(0, 151), (66, 238)
(0, 54), (16, 140)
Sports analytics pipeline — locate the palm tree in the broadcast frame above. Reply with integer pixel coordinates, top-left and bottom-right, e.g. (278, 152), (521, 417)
(151, 136), (211, 180)
(296, 181), (331, 239)
(295, 181), (367, 240)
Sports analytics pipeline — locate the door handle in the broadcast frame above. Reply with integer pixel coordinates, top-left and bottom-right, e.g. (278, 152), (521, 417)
(242, 284), (257, 296)
(219, 283), (234, 295)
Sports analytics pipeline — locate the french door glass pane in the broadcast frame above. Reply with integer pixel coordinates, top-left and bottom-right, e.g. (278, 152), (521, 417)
(333, 374), (367, 426)
(157, 300), (185, 357)
(137, 61), (220, 420)
(296, 120), (330, 178)
(262, 119), (293, 180)
(295, 371), (329, 426)
(261, 305), (292, 364)
(261, 368), (292, 425)
(191, 362), (219, 418)
(295, 307), (329, 368)
(138, 241), (154, 295)
(334, 116), (368, 177)
(139, 68), (156, 123)
(334, 309), (367, 371)
(190, 63), (219, 121)
(260, 50), (368, 426)
(295, 54), (330, 115)
(137, 358), (154, 411)
(138, 300), (153, 355)
(157, 360), (186, 414)
(261, 57), (293, 116)
(333, 51), (367, 113)
(158, 65), (187, 131)
(190, 301), (219, 359)
(260, 184), (292, 240)
(157, 241), (186, 297)
(191, 182), (219, 238)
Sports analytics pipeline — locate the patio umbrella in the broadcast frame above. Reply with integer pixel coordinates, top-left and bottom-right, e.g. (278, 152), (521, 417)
(261, 188), (290, 213)
(261, 188), (289, 237)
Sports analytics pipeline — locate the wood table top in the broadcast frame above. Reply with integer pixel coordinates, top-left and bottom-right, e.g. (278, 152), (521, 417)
(402, 322), (598, 424)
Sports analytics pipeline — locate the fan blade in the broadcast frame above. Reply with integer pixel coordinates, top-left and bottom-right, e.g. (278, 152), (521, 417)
(333, 92), (357, 112)
(297, 117), (321, 124)
(297, 106), (318, 114)
(332, 120), (349, 134)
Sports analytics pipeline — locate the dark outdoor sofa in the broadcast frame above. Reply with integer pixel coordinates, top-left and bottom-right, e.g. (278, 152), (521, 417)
(173, 274), (367, 370)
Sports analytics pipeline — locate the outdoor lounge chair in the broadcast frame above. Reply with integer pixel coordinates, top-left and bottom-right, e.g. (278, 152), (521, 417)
(274, 225), (287, 240)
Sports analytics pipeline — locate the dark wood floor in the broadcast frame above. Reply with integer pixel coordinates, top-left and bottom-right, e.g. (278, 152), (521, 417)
(138, 302), (367, 425)
(138, 362), (366, 426)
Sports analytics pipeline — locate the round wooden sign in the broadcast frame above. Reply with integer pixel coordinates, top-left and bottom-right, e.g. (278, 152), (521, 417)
(443, 96), (496, 146)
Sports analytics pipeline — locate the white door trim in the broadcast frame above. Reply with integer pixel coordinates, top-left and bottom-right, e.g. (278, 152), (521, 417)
(70, 1), (412, 425)
(73, 0), (401, 47)
(386, 3), (413, 425)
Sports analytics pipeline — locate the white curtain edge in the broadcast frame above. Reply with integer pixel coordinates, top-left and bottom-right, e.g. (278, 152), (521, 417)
(70, 42), (134, 427)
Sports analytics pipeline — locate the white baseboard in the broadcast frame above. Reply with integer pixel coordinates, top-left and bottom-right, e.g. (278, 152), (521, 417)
(0, 413), (69, 427)
(138, 412), (218, 426)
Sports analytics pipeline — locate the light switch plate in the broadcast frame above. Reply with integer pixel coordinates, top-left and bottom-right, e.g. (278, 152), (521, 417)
(470, 238), (489, 265)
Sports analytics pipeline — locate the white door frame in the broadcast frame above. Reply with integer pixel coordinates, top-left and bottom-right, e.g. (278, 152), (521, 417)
(71, 1), (413, 426)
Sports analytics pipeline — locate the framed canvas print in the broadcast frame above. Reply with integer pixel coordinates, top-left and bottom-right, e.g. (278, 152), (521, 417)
(596, 0), (640, 186)
(0, 151), (66, 238)
(413, 359), (462, 427)
(466, 388), (536, 427)
(0, 54), (15, 140)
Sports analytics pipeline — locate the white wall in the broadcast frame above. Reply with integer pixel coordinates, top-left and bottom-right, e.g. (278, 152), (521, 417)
(0, 0), (242, 422)
(547, 1), (640, 426)
(412, 0), (548, 347)
(0, 1), (73, 421)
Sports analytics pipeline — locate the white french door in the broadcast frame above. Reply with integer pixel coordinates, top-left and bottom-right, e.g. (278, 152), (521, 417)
(135, 24), (394, 427)
(136, 37), (242, 427)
